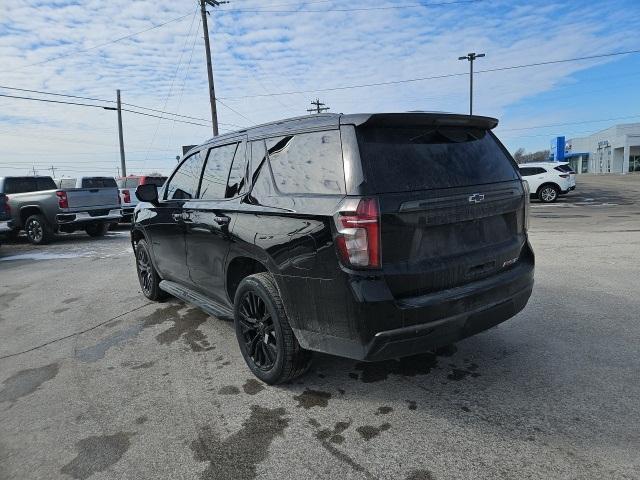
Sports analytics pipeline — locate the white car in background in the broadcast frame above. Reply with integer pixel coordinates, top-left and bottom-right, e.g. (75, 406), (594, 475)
(518, 162), (573, 203)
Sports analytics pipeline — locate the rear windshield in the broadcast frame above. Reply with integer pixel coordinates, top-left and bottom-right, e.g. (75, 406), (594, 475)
(3, 177), (56, 194)
(356, 126), (518, 192)
(81, 177), (117, 188)
(554, 165), (573, 173)
(142, 177), (167, 187)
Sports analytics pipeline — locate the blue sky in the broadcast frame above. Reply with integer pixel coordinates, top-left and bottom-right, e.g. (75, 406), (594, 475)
(1, 0), (639, 177)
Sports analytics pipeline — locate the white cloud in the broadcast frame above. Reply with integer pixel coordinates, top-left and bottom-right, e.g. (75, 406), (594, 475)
(0, 0), (638, 176)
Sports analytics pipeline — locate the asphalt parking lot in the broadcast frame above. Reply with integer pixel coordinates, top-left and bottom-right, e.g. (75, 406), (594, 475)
(1, 175), (639, 480)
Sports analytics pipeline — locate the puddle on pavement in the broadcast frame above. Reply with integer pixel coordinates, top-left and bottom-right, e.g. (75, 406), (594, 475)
(190, 405), (288, 480)
(356, 423), (391, 441)
(293, 389), (331, 409)
(0, 363), (59, 406)
(60, 432), (134, 480)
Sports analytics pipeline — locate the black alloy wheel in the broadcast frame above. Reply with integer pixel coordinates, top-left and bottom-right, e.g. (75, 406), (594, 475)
(233, 273), (311, 384)
(237, 290), (278, 371)
(135, 239), (167, 301)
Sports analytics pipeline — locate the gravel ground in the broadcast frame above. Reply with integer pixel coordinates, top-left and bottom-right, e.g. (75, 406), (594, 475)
(0, 174), (639, 480)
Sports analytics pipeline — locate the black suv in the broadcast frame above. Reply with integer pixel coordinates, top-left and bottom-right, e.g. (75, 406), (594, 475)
(132, 112), (534, 384)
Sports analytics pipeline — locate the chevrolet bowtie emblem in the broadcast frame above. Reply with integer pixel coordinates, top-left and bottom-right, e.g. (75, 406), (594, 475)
(468, 193), (485, 204)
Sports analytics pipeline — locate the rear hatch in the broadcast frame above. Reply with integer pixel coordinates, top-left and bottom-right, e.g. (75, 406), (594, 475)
(354, 117), (527, 299)
(66, 177), (120, 210)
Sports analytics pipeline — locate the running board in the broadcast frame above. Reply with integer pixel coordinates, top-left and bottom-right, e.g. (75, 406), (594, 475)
(159, 280), (234, 320)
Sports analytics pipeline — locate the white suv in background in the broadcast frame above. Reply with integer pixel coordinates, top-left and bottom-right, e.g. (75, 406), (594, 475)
(518, 162), (573, 203)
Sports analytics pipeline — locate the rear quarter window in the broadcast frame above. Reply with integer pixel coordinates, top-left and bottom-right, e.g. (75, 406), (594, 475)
(266, 130), (345, 195)
(356, 127), (518, 192)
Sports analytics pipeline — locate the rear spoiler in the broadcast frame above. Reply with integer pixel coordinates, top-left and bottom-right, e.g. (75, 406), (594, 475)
(341, 113), (499, 130)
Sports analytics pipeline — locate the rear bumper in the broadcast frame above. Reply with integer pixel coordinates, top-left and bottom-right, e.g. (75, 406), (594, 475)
(56, 209), (121, 225)
(288, 242), (535, 361)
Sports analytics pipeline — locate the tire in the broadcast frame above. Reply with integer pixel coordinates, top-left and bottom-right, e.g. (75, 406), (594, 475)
(24, 214), (54, 245)
(135, 239), (168, 301)
(538, 184), (559, 203)
(234, 272), (312, 384)
(85, 223), (109, 237)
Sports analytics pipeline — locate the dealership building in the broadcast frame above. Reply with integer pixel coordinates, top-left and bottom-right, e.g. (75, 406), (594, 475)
(549, 123), (640, 174)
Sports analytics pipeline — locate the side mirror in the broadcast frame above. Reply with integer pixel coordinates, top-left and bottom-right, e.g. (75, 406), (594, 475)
(135, 184), (159, 205)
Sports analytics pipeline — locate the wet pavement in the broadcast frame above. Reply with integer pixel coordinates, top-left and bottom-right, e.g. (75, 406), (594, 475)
(0, 175), (639, 480)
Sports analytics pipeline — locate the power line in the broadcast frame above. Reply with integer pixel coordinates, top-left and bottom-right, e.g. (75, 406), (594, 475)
(16, 11), (197, 70)
(499, 114), (640, 132)
(220, 48), (640, 99)
(0, 92), (214, 128)
(0, 93), (110, 109)
(215, 97), (253, 123)
(0, 84), (243, 126)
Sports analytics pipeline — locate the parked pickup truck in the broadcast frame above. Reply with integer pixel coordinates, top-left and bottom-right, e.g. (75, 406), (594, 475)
(116, 175), (167, 222)
(0, 176), (121, 244)
(0, 193), (12, 247)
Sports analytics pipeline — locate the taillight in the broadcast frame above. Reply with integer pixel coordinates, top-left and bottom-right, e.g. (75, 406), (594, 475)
(559, 174), (569, 178)
(123, 190), (131, 204)
(56, 191), (68, 209)
(1, 196), (9, 215)
(333, 197), (380, 269)
(522, 180), (530, 232)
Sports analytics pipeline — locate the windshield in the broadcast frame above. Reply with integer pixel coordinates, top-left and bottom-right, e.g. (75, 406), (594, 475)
(356, 126), (518, 193)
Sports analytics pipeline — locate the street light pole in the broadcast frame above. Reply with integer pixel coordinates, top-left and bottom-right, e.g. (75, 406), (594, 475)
(458, 52), (485, 115)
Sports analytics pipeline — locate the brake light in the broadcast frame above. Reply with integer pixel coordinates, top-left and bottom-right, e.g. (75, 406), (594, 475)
(559, 174), (569, 178)
(122, 189), (131, 204)
(56, 191), (68, 209)
(333, 197), (380, 268)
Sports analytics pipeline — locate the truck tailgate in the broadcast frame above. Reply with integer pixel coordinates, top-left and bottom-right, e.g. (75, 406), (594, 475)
(66, 188), (119, 209)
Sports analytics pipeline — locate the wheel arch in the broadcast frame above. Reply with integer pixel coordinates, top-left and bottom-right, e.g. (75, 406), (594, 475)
(19, 205), (44, 227)
(536, 182), (560, 195)
(226, 255), (269, 304)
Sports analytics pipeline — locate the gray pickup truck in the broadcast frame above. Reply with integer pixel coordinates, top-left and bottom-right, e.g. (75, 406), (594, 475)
(0, 176), (121, 245)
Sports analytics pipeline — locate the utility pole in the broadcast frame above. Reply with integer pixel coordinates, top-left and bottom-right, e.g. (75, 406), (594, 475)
(307, 98), (329, 114)
(116, 89), (127, 177)
(458, 52), (485, 115)
(48, 166), (57, 178)
(201, 0), (227, 137)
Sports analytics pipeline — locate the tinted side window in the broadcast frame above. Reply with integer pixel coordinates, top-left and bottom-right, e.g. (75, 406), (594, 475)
(226, 141), (248, 198)
(82, 178), (117, 188)
(165, 151), (206, 200)
(199, 143), (238, 200)
(248, 140), (275, 202)
(519, 168), (534, 177)
(143, 177), (167, 187)
(267, 130), (345, 195)
(535, 167), (547, 174)
(37, 177), (56, 190)
(4, 177), (37, 194)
